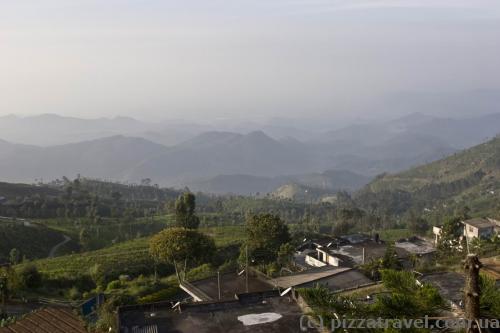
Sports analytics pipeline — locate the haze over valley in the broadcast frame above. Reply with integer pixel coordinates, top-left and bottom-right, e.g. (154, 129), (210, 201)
(1, 111), (499, 195)
(2, 1), (500, 330)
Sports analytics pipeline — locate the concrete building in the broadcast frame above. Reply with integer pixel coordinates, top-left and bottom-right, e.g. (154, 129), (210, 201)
(304, 246), (342, 267)
(180, 266), (373, 303)
(433, 217), (498, 245)
(463, 218), (495, 239)
(179, 271), (272, 302)
(395, 236), (436, 260)
(118, 292), (306, 333)
(295, 234), (407, 269)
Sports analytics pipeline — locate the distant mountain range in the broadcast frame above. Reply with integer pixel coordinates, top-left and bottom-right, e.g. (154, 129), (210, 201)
(0, 112), (499, 195)
(187, 170), (371, 195)
(0, 114), (200, 147)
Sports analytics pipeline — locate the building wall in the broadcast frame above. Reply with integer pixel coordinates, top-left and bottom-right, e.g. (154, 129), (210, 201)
(433, 226), (442, 245)
(305, 255), (326, 268)
(317, 249), (340, 267)
(464, 225), (479, 239)
(464, 225), (494, 239)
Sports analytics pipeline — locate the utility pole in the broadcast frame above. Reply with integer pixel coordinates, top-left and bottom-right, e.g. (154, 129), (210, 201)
(464, 254), (482, 333)
(217, 271), (221, 300)
(245, 245), (249, 293)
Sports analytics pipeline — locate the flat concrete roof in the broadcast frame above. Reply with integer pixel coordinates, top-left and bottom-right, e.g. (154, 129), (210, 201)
(119, 293), (307, 333)
(420, 272), (464, 304)
(327, 241), (408, 265)
(481, 256), (500, 280)
(395, 237), (436, 255)
(189, 272), (274, 301)
(463, 218), (495, 229)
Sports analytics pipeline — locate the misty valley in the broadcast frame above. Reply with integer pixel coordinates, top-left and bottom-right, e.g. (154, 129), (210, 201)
(1, 1), (500, 332)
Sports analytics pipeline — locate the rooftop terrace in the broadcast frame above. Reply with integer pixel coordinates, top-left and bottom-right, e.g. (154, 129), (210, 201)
(118, 292), (306, 333)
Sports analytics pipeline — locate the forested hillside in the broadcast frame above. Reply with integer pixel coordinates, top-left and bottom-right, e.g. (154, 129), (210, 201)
(357, 136), (500, 216)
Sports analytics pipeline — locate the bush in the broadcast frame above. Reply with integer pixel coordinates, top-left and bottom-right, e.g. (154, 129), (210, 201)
(186, 264), (214, 281)
(138, 285), (180, 304)
(68, 287), (82, 300)
(106, 280), (122, 291)
(89, 263), (110, 289)
(218, 260), (238, 274)
(18, 265), (42, 289)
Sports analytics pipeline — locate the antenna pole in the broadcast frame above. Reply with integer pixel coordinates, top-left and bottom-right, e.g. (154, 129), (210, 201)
(246, 245), (249, 293)
(217, 271), (221, 300)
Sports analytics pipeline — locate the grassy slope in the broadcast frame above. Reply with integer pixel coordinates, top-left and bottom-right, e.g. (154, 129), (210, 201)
(27, 226), (246, 279)
(0, 222), (69, 262)
(31, 238), (151, 279)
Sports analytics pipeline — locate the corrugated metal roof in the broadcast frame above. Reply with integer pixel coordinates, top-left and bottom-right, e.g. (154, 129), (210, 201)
(132, 325), (159, 333)
(270, 267), (351, 289)
(0, 307), (89, 333)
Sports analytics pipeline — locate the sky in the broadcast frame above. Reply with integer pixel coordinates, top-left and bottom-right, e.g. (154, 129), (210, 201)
(1, 0), (500, 121)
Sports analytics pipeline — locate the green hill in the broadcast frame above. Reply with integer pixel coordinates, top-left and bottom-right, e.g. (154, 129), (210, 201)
(24, 226), (245, 280)
(0, 181), (61, 198)
(356, 136), (500, 216)
(0, 222), (71, 263)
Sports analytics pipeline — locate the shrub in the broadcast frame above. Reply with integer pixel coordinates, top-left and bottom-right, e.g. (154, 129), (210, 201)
(18, 265), (42, 289)
(106, 280), (122, 291)
(186, 264), (214, 281)
(138, 285), (180, 304)
(68, 287), (82, 300)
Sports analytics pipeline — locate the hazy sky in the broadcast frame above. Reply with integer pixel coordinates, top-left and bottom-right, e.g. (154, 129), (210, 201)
(1, 0), (500, 121)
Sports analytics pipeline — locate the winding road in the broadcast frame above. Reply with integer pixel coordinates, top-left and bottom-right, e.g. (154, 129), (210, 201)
(1, 216), (72, 258)
(48, 235), (71, 258)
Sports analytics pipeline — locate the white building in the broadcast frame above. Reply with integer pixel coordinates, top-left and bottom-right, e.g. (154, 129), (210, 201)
(433, 218), (497, 245)
(463, 218), (495, 239)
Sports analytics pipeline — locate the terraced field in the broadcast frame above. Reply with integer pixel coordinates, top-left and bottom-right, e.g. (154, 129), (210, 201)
(25, 225), (246, 280)
(0, 221), (74, 262)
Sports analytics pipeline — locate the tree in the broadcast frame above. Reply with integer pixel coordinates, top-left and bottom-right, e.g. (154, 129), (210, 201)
(9, 248), (20, 265)
(244, 214), (290, 264)
(149, 227), (215, 279)
(455, 205), (471, 221)
(174, 192), (200, 229)
(381, 243), (402, 270)
(373, 270), (445, 318)
(111, 191), (122, 218)
(406, 210), (430, 235)
(0, 267), (20, 309)
(89, 263), (108, 289)
(277, 243), (295, 267)
(18, 265), (41, 289)
(0, 271), (7, 308)
(332, 219), (352, 236)
(437, 216), (464, 253)
(79, 227), (91, 251)
(480, 274), (500, 317)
